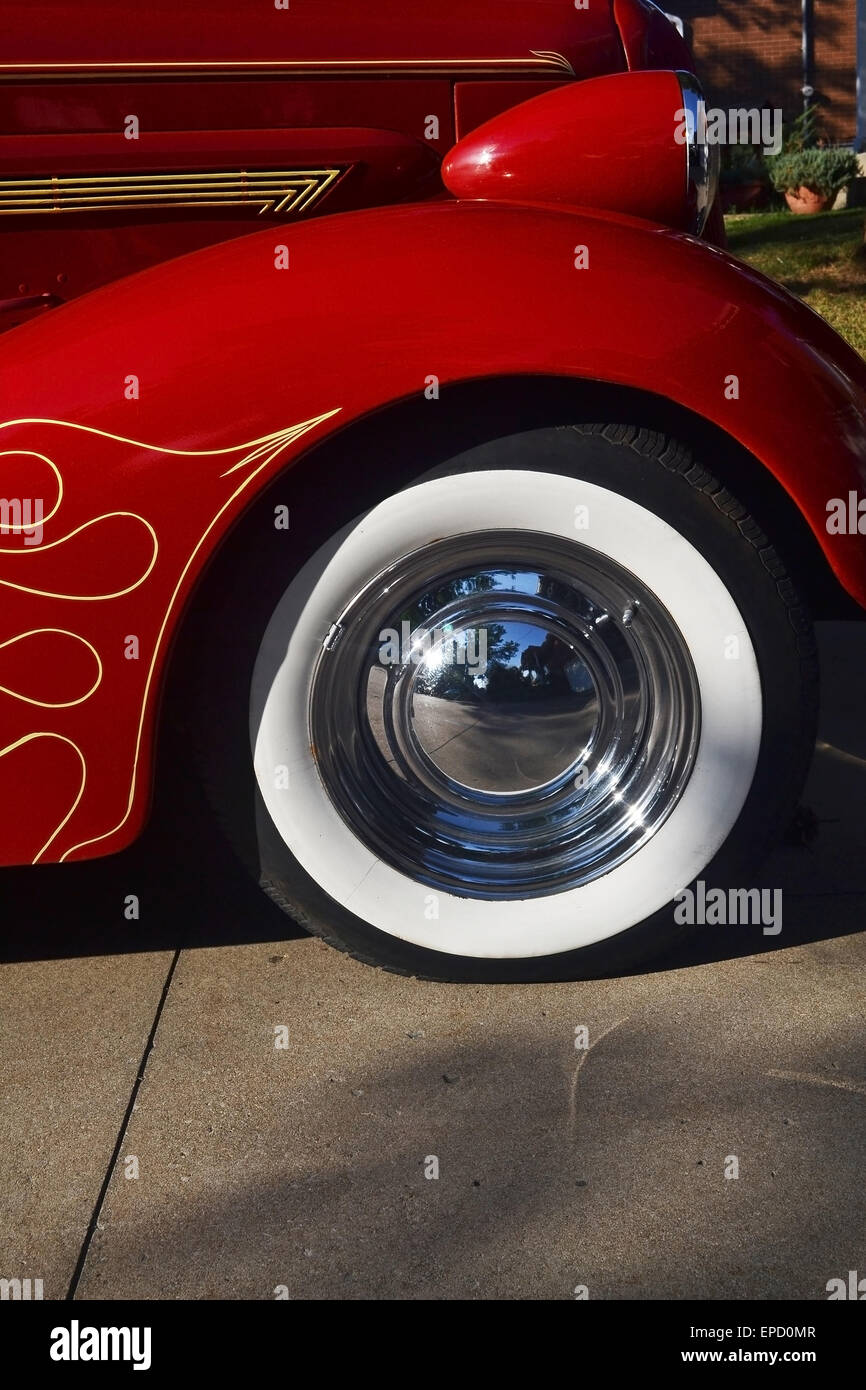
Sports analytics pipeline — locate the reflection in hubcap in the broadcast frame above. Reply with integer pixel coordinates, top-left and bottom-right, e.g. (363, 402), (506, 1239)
(409, 621), (597, 795)
(309, 531), (700, 899)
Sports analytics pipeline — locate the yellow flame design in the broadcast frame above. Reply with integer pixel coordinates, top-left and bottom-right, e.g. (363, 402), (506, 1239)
(0, 629), (103, 707)
(0, 449), (63, 526)
(0, 513), (159, 599)
(0, 408), (342, 862)
(0, 731), (87, 862)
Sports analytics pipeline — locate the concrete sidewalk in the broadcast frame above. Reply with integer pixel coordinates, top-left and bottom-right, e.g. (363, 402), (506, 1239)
(1, 622), (864, 1300)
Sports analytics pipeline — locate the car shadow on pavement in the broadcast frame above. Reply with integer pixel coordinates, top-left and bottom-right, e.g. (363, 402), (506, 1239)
(0, 722), (297, 962)
(71, 1029), (866, 1302)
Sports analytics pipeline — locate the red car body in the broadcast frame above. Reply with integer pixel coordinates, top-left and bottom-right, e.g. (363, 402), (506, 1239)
(0, 1), (864, 870)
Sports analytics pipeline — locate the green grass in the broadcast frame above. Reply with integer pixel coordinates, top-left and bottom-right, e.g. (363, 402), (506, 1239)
(725, 207), (866, 356)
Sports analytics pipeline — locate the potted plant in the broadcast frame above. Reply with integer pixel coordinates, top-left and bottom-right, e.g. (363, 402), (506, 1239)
(767, 110), (859, 214)
(768, 145), (860, 213)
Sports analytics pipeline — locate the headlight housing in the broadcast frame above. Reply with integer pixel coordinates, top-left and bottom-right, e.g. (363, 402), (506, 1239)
(442, 69), (721, 237)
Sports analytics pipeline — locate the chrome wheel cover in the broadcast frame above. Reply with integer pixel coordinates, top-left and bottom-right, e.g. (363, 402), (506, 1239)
(309, 531), (700, 899)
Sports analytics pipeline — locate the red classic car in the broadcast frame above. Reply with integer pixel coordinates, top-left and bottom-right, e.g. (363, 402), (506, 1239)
(0, 2), (863, 980)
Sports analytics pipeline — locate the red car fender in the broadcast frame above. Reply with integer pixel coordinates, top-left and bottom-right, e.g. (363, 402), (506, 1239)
(1, 198), (864, 867)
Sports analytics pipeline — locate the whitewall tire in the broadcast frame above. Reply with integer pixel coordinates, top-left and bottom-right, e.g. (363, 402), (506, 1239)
(252, 469), (762, 959)
(191, 423), (818, 981)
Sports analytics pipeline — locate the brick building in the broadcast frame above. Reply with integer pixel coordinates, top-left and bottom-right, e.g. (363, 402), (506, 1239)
(667, 1), (862, 146)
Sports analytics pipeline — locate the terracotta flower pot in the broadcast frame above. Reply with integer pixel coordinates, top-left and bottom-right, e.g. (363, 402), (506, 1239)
(785, 186), (831, 215)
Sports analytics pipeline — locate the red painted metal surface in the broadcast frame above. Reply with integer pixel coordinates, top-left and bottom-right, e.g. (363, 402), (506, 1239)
(1, 79), (455, 144)
(0, 199), (864, 867)
(443, 72), (689, 228)
(0, 2), (633, 316)
(613, 0), (695, 72)
(0, 88), (452, 321)
(0, 127), (440, 320)
(0, 1), (624, 75)
(0, 1), (708, 318)
(453, 81), (568, 141)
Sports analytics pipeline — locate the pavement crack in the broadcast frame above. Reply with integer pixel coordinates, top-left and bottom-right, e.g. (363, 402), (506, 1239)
(65, 948), (181, 1300)
(568, 1016), (629, 1137)
(767, 1068), (866, 1097)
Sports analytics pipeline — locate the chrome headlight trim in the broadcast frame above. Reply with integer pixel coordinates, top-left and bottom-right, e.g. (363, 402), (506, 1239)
(677, 71), (720, 234)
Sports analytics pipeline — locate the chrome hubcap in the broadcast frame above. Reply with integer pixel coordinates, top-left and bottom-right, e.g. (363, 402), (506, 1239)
(309, 531), (700, 898)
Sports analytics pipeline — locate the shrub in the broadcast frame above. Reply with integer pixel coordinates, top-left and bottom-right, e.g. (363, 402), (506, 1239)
(767, 147), (860, 200)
